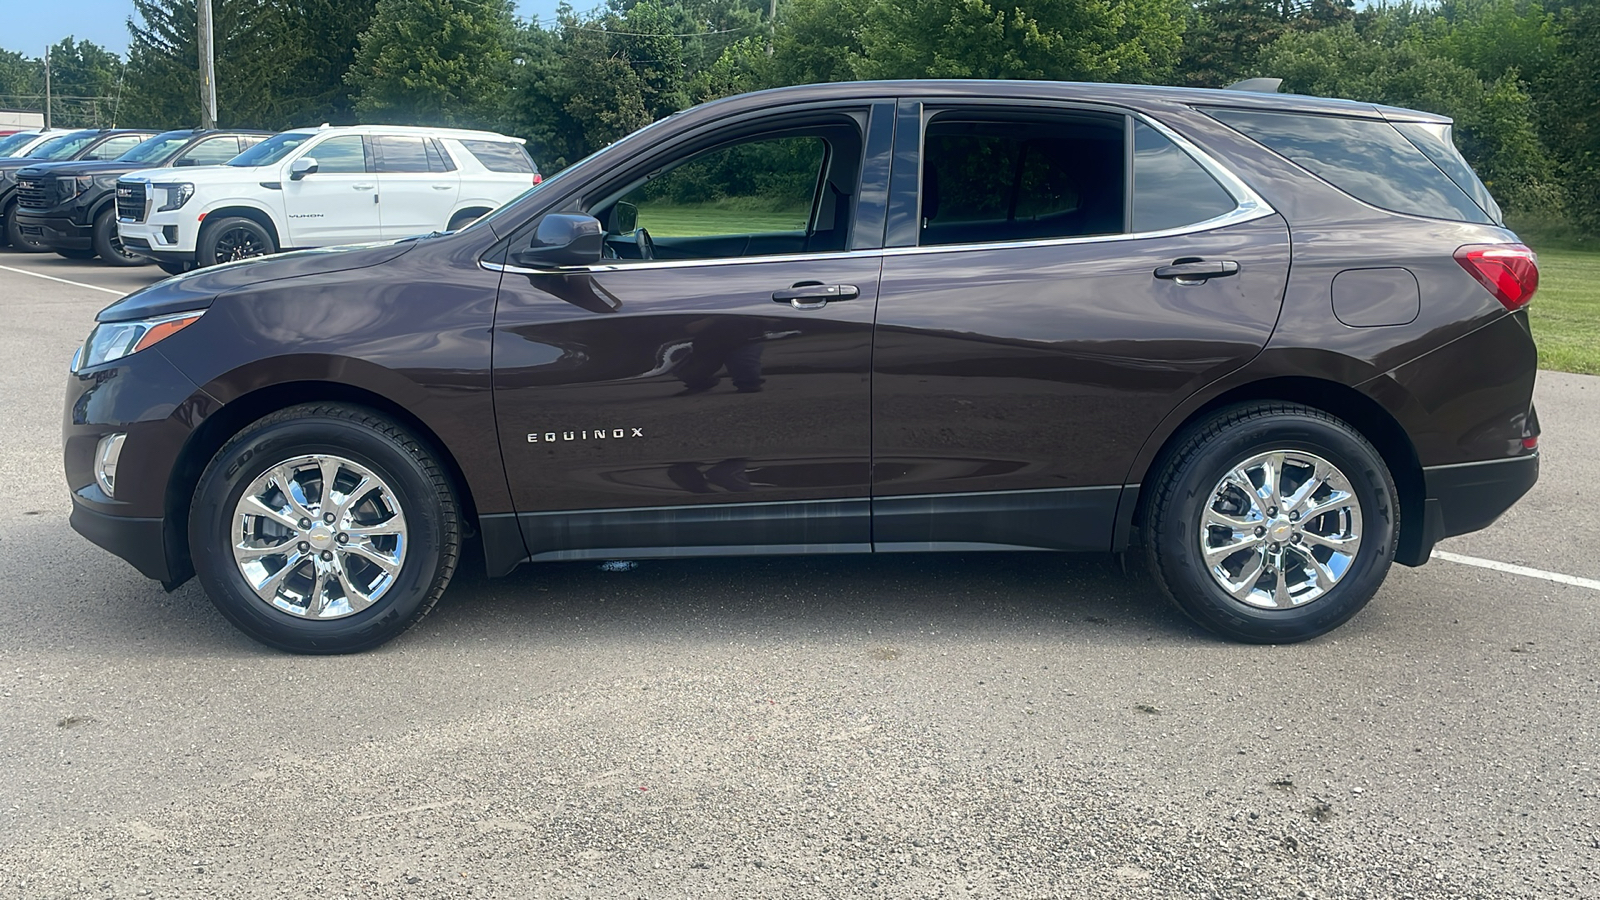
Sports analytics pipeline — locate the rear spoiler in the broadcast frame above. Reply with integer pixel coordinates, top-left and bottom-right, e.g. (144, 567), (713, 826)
(1225, 78), (1284, 93)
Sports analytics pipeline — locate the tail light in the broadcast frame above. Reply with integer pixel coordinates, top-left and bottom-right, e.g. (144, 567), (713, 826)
(1455, 243), (1538, 310)
(532, 173), (542, 185)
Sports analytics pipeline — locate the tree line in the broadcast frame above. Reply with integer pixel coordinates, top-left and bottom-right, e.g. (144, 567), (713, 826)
(1, 0), (1596, 236)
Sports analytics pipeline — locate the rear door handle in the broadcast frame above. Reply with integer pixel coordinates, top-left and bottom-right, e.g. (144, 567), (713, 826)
(772, 283), (860, 309)
(1154, 258), (1239, 285)
(353, 182), (376, 190)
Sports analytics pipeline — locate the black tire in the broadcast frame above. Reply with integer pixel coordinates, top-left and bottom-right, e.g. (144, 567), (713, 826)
(157, 260), (193, 276)
(447, 209), (484, 231)
(189, 404), (461, 653)
(197, 215), (275, 267)
(4, 201), (46, 252)
(1144, 403), (1398, 643)
(93, 207), (148, 266)
(55, 248), (97, 260)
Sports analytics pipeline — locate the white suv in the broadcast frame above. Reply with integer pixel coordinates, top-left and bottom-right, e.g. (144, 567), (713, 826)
(116, 124), (539, 272)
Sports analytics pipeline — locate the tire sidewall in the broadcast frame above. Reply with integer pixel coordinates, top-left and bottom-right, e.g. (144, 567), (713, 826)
(190, 414), (447, 653)
(1156, 412), (1397, 642)
(94, 207), (145, 266)
(199, 217), (273, 267)
(6, 200), (44, 251)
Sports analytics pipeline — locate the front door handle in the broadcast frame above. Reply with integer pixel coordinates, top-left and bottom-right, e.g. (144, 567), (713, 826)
(772, 283), (860, 310)
(1154, 258), (1239, 285)
(432, 184), (454, 190)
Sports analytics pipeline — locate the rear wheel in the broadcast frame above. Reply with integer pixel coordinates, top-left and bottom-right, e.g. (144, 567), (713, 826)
(189, 404), (461, 653)
(1144, 403), (1398, 643)
(4, 201), (46, 252)
(54, 248), (97, 260)
(197, 216), (275, 267)
(157, 261), (192, 276)
(93, 207), (148, 266)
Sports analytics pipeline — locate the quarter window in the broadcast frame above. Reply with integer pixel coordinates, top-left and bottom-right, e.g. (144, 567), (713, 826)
(1131, 122), (1238, 232)
(307, 136), (368, 174)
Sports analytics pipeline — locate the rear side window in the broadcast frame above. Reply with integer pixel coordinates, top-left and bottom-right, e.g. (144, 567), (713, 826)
(375, 135), (430, 173)
(177, 136), (242, 166)
(424, 139), (455, 172)
(84, 135), (146, 160)
(1209, 108), (1491, 224)
(1132, 122), (1237, 232)
(920, 114), (1125, 246)
(460, 139), (536, 174)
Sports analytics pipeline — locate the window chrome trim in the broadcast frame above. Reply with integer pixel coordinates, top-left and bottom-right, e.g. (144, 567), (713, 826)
(483, 109), (1278, 276)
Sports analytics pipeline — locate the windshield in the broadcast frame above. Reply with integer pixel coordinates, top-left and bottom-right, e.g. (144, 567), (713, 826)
(228, 132), (312, 167)
(117, 131), (193, 165)
(32, 131), (99, 160)
(0, 133), (37, 157)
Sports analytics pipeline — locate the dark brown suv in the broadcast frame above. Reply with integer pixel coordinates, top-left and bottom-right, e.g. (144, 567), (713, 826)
(64, 81), (1540, 653)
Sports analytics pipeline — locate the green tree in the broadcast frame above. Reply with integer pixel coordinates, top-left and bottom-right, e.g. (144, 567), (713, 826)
(0, 50), (43, 112)
(346, 0), (517, 127)
(1549, 1), (1600, 232)
(45, 38), (125, 127)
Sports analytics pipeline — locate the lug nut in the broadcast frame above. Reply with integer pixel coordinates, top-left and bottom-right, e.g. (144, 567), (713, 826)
(299, 518), (311, 530)
(1255, 526), (1266, 536)
(1268, 507), (1278, 517)
(321, 550), (333, 561)
(1291, 534), (1302, 543)
(297, 541), (309, 552)
(337, 533), (348, 544)
(324, 512), (336, 524)
(1290, 511), (1299, 522)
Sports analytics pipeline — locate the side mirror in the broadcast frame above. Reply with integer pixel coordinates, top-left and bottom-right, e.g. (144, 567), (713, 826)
(607, 201), (638, 235)
(510, 213), (604, 269)
(173, 157), (198, 167)
(289, 157), (318, 180)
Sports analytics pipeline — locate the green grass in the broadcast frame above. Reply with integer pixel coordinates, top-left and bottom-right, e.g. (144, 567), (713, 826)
(1527, 247), (1600, 375)
(635, 201), (810, 237)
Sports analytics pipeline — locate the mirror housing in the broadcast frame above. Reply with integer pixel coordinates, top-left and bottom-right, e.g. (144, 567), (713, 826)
(607, 201), (639, 235)
(289, 157), (318, 180)
(172, 157), (198, 167)
(510, 213), (605, 269)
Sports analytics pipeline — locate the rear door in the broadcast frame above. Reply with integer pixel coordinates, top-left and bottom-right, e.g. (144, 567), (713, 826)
(870, 100), (1292, 552)
(374, 134), (460, 238)
(281, 134), (381, 246)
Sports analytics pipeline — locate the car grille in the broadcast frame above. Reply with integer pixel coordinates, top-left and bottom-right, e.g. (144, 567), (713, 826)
(14, 174), (50, 210)
(116, 182), (147, 222)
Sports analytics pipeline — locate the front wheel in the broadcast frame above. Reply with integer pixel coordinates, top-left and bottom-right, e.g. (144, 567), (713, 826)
(189, 404), (461, 653)
(197, 216), (275, 267)
(94, 208), (148, 266)
(1144, 403), (1398, 643)
(4, 201), (46, 251)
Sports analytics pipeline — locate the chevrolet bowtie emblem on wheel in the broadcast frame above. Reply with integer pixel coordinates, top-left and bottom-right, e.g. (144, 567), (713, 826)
(528, 428), (645, 443)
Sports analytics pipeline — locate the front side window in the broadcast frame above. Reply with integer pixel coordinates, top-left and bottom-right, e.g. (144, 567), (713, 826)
(1131, 121), (1238, 232)
(306, 135), (368, 174)
(33, 132), (99, 160)
(84, 135), (146, 160)
(176, 136), (243, 166)
(118, 132), (193, 165)
(920, 115), (1125, 246)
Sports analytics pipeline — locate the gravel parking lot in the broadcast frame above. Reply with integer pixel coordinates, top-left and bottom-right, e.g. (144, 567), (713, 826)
(1, 254), (1596, 899)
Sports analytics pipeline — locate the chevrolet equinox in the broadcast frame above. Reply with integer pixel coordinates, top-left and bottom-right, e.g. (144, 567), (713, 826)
(64, 81), (1541, 653)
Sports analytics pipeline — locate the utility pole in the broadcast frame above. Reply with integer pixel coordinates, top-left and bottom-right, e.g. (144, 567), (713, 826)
(43, 45), (51, 130)
(198, 0), (218, 128)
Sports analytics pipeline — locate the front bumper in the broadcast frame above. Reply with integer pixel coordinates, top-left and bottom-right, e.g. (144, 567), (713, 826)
(119, 213), (196, 262)
(15, 212), (92, 250)
(1398, 453), (1539, 566)
(64, 347), (218, 587)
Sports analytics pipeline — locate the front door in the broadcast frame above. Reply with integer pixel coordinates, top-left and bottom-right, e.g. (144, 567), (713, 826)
(870, 101), (1292, 551)
(281, 134), (380, 247)
(491, 104), (893, 561)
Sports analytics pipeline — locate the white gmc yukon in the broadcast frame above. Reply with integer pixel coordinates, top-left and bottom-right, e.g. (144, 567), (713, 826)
(115, 124), (539, 272)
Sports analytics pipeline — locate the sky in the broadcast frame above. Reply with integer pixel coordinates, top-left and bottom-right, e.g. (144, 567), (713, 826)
(1, 0), (570, 57)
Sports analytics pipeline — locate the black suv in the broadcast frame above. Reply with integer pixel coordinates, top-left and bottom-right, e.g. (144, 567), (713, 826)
(15, 129), (270, 265)
(64, 81), (1540, 653)
(1, 129), (159, 250)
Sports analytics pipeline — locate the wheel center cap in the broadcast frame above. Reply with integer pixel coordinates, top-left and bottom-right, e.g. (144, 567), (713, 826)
(1268, 517), (1294, 542)
(307, 525), (334, 548)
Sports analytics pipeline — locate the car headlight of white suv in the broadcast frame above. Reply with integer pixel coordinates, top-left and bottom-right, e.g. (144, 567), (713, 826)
(154, 182), (195, 212)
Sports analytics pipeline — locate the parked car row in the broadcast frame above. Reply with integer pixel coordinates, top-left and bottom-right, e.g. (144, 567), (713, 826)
(0, 124), (540, 271)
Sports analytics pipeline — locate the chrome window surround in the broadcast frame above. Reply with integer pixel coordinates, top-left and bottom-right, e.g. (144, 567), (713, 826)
(484, 108), (1276, 276)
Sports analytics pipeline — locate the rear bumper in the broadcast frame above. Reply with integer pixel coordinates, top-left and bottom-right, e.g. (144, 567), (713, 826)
(1398, 453), (1538, 566)
(15, 212), (92, 250)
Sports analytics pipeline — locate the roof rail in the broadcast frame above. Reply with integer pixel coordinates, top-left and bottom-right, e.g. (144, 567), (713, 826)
(1225, 77), (1284, 93)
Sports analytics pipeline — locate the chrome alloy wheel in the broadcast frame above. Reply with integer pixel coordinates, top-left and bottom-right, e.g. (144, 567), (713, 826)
(231, 454), (407, 619)
(1199, 449), (1362, 609)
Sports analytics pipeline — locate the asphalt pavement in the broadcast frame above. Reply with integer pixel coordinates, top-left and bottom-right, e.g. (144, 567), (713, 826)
(0, 252), (1596, 899)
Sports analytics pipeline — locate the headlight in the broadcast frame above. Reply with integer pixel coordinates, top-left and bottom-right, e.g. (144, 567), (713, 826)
(54, 175), (94, 200)
(74, 310), (204, 372)
(154, 182), (194, 212)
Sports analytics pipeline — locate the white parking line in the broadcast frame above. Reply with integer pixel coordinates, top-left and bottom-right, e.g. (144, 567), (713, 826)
(1432, 550), (1600, 592)
(0, 263), (125, 296)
